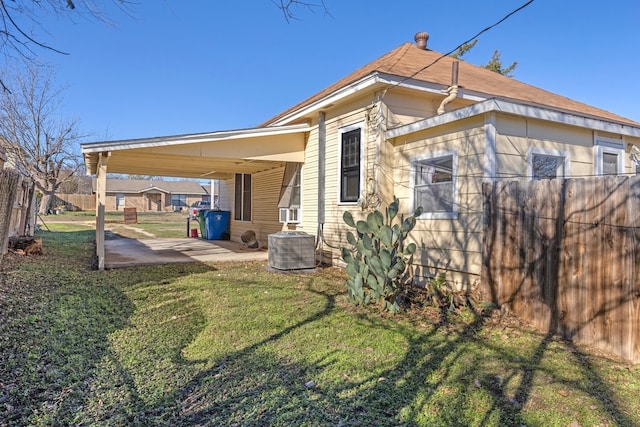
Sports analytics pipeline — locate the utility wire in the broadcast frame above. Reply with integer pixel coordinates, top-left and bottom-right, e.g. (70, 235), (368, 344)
(388, 0), (535, 91)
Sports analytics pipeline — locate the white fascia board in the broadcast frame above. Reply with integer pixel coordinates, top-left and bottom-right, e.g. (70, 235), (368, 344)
(81, 123), (310, 154)
(386, 101), (495, 139)
(375, 73), (487, 103)
(386, 99), (640, 139)
(269, 72), (487, 127)
(268, 74), (384, 127)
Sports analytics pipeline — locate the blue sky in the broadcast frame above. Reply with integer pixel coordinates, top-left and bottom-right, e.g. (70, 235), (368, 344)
(25, 0), (640, 142)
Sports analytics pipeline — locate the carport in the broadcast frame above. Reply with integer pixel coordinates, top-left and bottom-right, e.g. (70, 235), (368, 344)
(81, 124), (309, 269)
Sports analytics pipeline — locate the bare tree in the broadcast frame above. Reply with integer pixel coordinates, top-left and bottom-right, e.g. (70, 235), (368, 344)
(0, 65), (83, 214)
(274, 0), (330, 22)
(0, 1), (138, 91)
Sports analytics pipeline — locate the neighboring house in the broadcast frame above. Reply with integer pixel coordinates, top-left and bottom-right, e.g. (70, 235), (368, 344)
(92, 179), (210, 212)
(82, 32), (640, 281)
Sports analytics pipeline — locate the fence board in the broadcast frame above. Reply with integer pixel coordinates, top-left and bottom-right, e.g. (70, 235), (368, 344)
(481, 176), (640, 363)
(630, 177), (640, 361)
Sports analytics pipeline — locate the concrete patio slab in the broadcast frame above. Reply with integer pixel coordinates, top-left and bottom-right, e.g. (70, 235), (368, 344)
(104, 238), (267, 268)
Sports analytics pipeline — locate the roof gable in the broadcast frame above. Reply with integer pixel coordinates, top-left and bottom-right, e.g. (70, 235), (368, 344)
(263, 42), (639, 128)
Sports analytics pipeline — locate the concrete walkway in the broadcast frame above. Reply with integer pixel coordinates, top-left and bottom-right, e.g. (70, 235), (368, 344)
(104, 238), (268, 268)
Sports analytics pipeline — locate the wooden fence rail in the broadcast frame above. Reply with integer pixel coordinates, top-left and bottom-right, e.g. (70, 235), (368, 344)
(481, 176), (640, 363)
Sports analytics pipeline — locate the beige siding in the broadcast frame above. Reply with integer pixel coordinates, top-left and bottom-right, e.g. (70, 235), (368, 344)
(392, 120), (486, 288)
(383, 88), (476, 128)
(301, 126), (319, 232)
(495, 115), (640, 178)
(222, 167), (285, 245)
(317, 103), (371, 264)
(296, 94), (640, 288)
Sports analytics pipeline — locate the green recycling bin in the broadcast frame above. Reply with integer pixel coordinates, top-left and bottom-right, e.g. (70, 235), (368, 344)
(197, 210), (207, 239)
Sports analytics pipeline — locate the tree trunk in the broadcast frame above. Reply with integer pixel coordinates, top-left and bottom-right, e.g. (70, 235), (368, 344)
(39, 190), (54, 214)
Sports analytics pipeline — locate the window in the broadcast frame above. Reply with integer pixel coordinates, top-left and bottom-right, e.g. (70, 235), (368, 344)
(234, 173), (252, 221)
(531, 154), (565, 180)
(411, 151), (457, 219)
(594, 137), (624, 176)
(278, 163), (302, 224)
(527, 148), (569, 180)
(115, 193), (125, 210)
(339, 125), (362, 203)
(171, 194), (187, 208)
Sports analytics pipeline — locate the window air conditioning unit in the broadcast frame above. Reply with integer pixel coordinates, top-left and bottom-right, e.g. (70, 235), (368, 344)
(268, 231), (316, 270)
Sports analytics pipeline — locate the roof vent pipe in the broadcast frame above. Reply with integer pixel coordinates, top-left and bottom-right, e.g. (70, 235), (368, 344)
(414, 32), (429, 49)
(437, 61), (459, 115)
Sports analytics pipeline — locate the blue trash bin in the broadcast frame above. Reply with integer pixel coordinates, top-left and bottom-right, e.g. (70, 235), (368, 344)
(204, 210), (231, 240)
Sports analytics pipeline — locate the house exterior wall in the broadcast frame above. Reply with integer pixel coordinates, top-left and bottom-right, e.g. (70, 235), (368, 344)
(301, 125), (320, 230)
(392, 117), (487, 288)
(494, 115), (640, 179)
(221, 166), (285, 245)
(307, 100), (373, 261)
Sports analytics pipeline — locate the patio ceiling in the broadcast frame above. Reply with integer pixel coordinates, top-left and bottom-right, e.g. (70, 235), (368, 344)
(81, 124), (310, 179)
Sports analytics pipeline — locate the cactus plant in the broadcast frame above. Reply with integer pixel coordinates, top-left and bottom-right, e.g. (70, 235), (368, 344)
(341, 197), (423, 313)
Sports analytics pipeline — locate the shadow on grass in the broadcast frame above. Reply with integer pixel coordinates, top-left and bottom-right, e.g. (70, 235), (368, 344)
(63, 265), (639, 425)
(0, 228), (217, 426)
(3, 230), (636, 425)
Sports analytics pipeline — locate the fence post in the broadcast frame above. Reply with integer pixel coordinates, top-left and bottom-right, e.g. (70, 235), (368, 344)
(0, 170), (21, 265)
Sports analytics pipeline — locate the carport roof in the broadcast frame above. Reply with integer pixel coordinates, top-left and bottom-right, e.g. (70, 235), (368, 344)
(81, 124), (310, 179)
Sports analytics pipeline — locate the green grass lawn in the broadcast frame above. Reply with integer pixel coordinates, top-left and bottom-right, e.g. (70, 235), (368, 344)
(42, 211), (191, 239)
(0, 224), (638, 426)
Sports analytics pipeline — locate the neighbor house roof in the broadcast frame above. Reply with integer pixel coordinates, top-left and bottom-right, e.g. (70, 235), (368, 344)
(91, 179), (209, 195)
(263, 41), (639, 128)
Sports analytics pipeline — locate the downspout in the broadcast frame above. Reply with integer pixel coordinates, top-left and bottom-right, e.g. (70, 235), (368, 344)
(437, 61), (459, 115)
(316, 111), (326, 263)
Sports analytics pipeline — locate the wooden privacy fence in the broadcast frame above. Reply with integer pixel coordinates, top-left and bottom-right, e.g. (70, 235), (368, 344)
(55, 194), (95, 211)
(481, 176), (640, 363)
(0, 170), (35, 264)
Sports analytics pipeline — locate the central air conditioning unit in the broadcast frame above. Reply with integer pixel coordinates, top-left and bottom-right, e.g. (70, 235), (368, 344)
(268, 231), (316, 270)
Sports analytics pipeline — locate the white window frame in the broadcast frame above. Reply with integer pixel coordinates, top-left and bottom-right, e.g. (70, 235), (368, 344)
(337, 122), (364, 205)
(594, 136), (624, 176)
(279, 166), (303, 225)
(410, 149), (458, 220)
(115, 193), (125, 210)
(527, 147), (570, 180)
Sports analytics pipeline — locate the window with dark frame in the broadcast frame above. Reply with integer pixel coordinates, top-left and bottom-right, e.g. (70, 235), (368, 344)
(340, 128), (361, 203)
(234, 173), (252, 221)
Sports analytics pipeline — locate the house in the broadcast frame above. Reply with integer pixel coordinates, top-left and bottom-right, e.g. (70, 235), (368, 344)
(0, 146), (5, 170)
(92, 179), (211, 212)
(82, 32), (640, 278)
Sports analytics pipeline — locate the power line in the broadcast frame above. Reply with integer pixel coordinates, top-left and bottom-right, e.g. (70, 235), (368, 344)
(387, 0), (535, 92)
